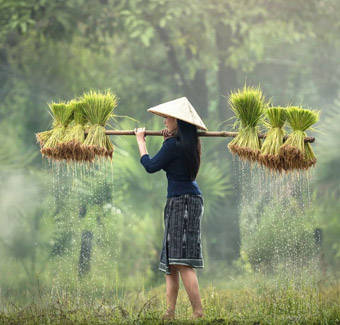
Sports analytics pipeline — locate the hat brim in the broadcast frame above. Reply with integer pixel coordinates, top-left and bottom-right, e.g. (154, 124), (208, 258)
(147, 109), (208, 131)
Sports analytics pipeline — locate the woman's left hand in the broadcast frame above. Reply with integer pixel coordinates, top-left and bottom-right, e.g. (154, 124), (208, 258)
(134, 127), (146, 142)
(161, 129), (175, 140)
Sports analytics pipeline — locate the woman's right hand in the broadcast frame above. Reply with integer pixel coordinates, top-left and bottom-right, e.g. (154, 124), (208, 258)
(134, 127), (146, 143)
(134, 127), (148, 157)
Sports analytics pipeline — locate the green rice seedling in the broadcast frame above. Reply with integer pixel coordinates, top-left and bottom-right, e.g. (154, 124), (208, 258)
(304, 142), (317, 169)
(41, 102), (74, 160)
(259, 106), (286, 172)
(81, 89), (117, 161)
(35, 129), (53, 148)
(59, 100), (88, 161)
(227, 85), (268, 163)
(280, 106), (319, 171)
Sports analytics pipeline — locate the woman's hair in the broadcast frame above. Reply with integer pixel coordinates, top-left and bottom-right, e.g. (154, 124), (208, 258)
(175, 119), (201, 180)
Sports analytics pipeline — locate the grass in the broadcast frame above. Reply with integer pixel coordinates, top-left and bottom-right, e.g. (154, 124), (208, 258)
(1, 278), (340, 324)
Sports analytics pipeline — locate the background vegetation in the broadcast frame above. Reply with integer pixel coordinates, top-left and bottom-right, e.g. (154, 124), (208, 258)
(1, 0), (340, 314)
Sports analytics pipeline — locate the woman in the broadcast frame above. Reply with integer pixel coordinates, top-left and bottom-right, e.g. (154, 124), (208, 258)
(134, 97), (207, 320)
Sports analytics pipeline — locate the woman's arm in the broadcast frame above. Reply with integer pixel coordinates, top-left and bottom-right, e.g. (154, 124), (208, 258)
(134, 127), (176, 173)
(134, 127), (148, 157)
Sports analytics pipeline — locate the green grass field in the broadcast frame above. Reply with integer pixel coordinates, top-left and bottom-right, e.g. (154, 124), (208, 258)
(1, 276), (340, 324)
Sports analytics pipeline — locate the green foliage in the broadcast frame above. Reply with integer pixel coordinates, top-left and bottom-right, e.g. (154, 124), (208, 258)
(242, 198), (316, 272)
(196, 161), (231, 218)
(1, 0), (340, 294)
(0, 168), (55, 284)
(112, 118), (166, 215)
(0, 121), (36, 172)
(0, 0), (101, 44)
(237, 169), (318, 276)
(314, 94), (340, 267)
(0, 0), (36, 42)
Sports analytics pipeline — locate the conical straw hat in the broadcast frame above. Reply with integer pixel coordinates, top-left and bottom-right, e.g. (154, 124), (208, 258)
(147, 97), (208, 131)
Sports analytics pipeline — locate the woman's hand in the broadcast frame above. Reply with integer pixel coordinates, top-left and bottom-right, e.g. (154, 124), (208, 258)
(134, 127), (148, 157)
(161, 129), (175, 140)
(134, 127), (146, 143)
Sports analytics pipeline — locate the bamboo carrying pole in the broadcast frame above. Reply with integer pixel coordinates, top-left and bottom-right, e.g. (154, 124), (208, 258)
(89, 130), (315, 143)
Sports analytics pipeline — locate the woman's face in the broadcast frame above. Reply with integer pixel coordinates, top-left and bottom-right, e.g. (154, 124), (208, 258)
(164, 116), (177, 133)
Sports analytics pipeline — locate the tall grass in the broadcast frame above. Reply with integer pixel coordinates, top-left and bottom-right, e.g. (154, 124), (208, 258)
(1, 276), (339, 324)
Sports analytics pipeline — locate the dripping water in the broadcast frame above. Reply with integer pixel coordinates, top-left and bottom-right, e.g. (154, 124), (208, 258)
(41, 156), (120, 299)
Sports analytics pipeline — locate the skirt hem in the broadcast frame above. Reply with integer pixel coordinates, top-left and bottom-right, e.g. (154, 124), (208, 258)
(159, 260), (204, 275)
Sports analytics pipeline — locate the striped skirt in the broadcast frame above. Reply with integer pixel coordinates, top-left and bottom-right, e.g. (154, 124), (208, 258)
(159, 194), (204, 275)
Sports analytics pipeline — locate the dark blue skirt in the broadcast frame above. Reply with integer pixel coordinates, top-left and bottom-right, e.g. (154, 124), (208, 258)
(159, 194), (204, 275)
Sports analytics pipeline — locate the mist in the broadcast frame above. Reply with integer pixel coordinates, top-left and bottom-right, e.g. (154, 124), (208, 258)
(0, 0), (340, 323)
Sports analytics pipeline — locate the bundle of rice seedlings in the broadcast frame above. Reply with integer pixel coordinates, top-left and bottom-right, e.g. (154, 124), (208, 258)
(303, 141), (317, 169)
(280, 106), (319, 171)
(227, 85), (268, 163)
(41, 102), (74, 160)
(81, 89), (117, 161)
(259, 106), (286, 172)
(36, 129), (53, 148)
(59, 100), (88, 161)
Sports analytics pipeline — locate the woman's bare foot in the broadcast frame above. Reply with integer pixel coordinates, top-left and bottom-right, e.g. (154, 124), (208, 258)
(162, 310), (175, 320)
(193, 310), (204, 319)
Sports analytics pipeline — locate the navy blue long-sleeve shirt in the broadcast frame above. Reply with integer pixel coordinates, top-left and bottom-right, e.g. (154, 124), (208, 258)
(140, 137), (202, 198)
